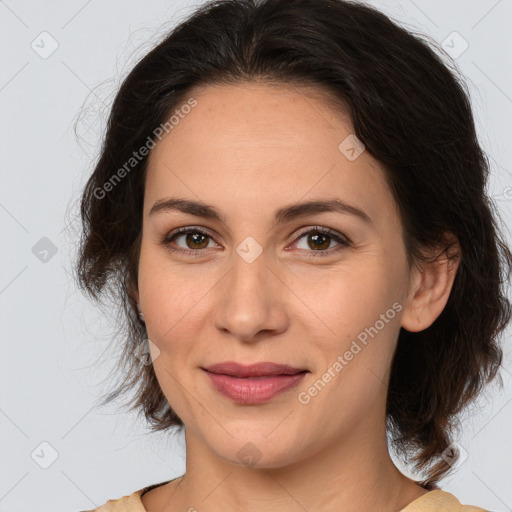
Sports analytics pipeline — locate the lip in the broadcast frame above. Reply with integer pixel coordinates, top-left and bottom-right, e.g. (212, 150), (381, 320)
(202, 362), (309, 405)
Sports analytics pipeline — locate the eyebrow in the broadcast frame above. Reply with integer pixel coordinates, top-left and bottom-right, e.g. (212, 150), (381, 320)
(149, 197), (372, 225)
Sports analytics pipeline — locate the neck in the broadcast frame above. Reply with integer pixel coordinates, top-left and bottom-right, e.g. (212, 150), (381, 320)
(161, 417), (427, 512)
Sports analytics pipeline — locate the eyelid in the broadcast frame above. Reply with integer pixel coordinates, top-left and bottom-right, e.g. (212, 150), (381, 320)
(165, 225), (217, 238)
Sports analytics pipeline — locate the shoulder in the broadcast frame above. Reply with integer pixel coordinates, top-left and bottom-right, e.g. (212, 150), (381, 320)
(401, 489), (489, 511)
(80, 488), (146, 512)
(79, 489), (145, 512)
(79, 480), (172, 512)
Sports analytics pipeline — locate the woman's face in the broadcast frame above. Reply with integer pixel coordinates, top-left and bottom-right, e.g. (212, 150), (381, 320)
(137, 82), (417, 468)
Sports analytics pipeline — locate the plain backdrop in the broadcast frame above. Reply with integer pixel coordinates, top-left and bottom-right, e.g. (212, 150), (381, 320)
(0, 1), (511, 511)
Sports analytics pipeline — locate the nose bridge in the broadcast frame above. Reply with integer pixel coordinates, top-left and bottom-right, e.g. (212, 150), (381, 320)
(227, 247), (270, 313)
(231, 247), (267, 297)
(213, 246), (287, 341)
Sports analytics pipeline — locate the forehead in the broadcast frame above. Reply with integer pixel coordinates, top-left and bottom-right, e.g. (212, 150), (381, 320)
(144, 82), (396, 226)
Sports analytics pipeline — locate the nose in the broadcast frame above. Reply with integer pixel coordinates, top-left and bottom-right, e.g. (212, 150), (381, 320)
(212, 250), (289, 343)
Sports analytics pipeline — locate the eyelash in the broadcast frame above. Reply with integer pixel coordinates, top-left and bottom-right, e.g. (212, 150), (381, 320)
(159, 226), (351, 259)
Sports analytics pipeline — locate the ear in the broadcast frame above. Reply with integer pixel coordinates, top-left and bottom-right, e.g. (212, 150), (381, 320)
(400, 233), (461, 333)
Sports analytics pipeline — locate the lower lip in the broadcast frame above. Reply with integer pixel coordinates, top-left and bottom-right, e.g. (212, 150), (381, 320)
(204, 370), (308, 404)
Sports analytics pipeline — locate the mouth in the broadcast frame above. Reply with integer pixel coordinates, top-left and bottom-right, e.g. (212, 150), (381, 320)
(202, 361), (310, 404)
(202, 361), (308, 378)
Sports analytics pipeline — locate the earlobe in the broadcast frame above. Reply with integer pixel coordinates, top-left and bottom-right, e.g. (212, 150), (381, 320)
(127, 283), (142, 319)
(128, 281), (140, 305)
(132, 292), (145, 322)
(400, 236), (461, 333)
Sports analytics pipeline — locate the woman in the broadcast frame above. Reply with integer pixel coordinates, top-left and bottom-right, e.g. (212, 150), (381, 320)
(76, 0), (511, 510)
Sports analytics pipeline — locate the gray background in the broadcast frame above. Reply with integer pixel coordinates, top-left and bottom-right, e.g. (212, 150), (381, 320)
(0, 1), (511, 511)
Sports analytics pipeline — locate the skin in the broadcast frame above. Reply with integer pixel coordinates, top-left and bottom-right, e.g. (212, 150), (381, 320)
(136, 82), (460, 512)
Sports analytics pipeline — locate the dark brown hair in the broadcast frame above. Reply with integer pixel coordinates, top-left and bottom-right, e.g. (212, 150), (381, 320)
(75, 0), (512, 486)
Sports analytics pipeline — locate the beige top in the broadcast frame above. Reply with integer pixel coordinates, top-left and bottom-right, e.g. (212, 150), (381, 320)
(82, 480), (489, 512)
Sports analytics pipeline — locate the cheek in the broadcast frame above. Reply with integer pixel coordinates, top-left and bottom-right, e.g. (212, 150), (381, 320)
(137, 243), (211, 335)
(289, 260), (401, 347)
(299, 284), (401, 422)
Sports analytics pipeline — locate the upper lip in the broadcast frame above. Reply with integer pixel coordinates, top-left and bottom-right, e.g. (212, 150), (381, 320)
(203, 361), (308, 378)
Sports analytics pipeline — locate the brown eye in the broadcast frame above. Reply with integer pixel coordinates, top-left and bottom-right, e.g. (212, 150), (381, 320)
(180, 231), (210, 249)
(294, 227), (349, 254)
(306, 232), (331, 250)
(161, 227), (218, 256)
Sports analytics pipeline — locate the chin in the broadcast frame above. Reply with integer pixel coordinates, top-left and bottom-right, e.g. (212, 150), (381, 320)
(210, 434), (305, 470)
